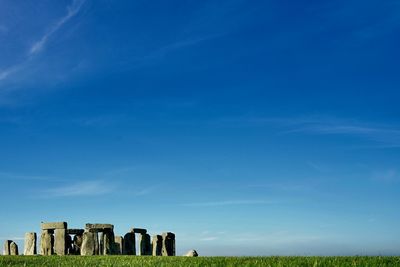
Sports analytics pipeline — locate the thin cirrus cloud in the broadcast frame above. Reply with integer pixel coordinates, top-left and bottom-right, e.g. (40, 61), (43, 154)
(0, 0), (86, 82)
(42, 180), (114, 198)
(29, 0), (86, 55)
(227, 115), (400, 148)
(283, 121), (400, 148)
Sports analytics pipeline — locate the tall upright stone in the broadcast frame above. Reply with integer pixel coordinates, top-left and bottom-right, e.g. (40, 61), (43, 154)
(3, 240), (12, 255)
(54, 229), (67, 255)
(81, 231), (96, 256)
(139, 233), (151, 256)
(98, 232), (104, 255)
(123, 232), (136, 255)
(152, 235), (162, 256)
(72, 234), (83, 255)
(103, 230), (115, 255)
(114, 236), (123, 255)
(40, 230), (54, 255)
(66, 234), (73, 255)
(24, 232), (37, 255)
(94, 232), (100, 255)
(10, 242), (18, 255)
(162, 232), (175, 256)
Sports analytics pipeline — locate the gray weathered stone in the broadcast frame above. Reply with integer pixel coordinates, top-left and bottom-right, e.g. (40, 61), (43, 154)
(98, 232), (104, 255)
(24, 232), (37, 255)
(72, 234), (83, 255)
(152, 235), (162, 256)
(139, 233), (151, 256)
(114, 236), (123, 255)
(94, 232), (100, 255)
(40, 230), (54, 255)
(10, 242), (18, 255)
(41, 222), (67, 230)
(81, 231), (96, 256)
(3, 240), (12, 255)
(123, 232), (136, 255)
(66, 229), (85, 235)
(66, 234), (73, 255)
(85, 223), (113, 230)
(131, 228), (147, 234)
(184, 249), (198, 257)
(103, 230), (115, 255)
(54, 228), (67, 255)
(162, 232), (175, 256)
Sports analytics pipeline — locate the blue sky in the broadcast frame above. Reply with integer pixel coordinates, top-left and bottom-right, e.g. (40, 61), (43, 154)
(1, 0), (400, 256)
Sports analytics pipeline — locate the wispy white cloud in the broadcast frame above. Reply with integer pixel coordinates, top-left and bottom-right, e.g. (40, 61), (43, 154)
(29, 0), (86, 55)
(306, 161), (330, 172)
(43, 180), (115, 197)
(152, 33), (223, 57)
(133, 186), (158, 196)
(0, 64), (24, 82)
(182, 200), (274, 207)
(0, 0), (85, 83)
(127, 33), (224, 69)
(283, 120), (400, 148)
(223, 115), (400, 148)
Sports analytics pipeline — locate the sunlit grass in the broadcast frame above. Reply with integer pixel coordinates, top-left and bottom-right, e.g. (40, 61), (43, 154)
(1, 256), (400, 267)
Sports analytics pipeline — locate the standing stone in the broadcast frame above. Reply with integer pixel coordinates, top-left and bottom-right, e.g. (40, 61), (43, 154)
(54, 229), (67, 255)
(184, 249), (198, 257)
(94, 232), (100, 255)
(66, 234), (72, 255)
(103, 230), (115, 255)
(72, 234), (83, 255)
(98, 232), (104, 255)
(114, 236), (123, 255)
(10, 242), (18, 255)
(24, 232), (37, 255)
(81, 231), (96, 256)
(162, 232), (175, 256)
(139, 233), (151, 256)
(3, 240), (12, 255)
(123, 233), (136, 255)
(40, 230), (54, 255)
(152, 235), (162, 256)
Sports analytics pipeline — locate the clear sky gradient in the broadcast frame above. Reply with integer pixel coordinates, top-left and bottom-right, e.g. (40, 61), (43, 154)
(0, 0), (400, 256)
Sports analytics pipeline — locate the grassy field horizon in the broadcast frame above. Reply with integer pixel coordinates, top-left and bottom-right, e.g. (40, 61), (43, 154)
(1, 256), (400, 267)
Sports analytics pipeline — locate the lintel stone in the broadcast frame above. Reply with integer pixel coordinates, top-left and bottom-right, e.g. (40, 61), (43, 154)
(131, 228), (147, 234)
(67, 229), (85, 235)
(41, 222), (67, 230)
(85, 223), (114, 230)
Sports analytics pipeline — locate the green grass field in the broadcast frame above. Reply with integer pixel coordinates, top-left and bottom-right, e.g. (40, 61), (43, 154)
(0, 256), (399, 267)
